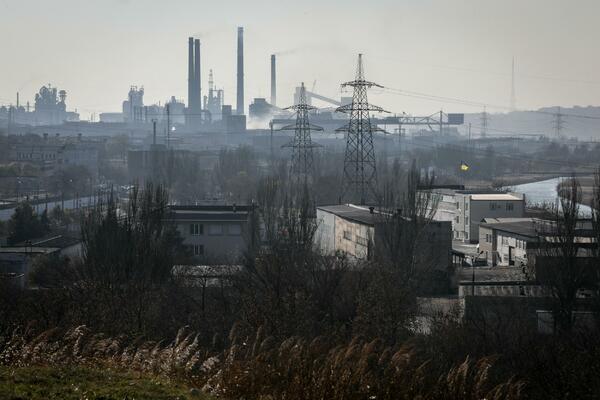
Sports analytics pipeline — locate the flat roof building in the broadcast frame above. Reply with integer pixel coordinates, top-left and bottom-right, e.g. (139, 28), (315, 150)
(166, 205), (252, 263)
(315, 204), (452, 270)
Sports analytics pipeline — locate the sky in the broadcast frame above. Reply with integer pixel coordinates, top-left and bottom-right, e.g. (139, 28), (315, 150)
(1, 0), (599, 120)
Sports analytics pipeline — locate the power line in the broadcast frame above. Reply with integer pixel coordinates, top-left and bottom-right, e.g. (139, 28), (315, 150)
(378, 86), (600, 121)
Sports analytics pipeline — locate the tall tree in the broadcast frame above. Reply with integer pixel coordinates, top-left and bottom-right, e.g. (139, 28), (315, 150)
(7, 202), (49, 245)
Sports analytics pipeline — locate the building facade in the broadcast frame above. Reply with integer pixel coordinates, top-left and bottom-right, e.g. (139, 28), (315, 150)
(315, 204), (452, 269)
(167, 205), (251, 263)
(428, 189), (526, 243)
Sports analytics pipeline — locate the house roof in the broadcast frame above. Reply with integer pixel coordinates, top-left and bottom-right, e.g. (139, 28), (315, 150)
(317, 204), (381, 226)
(479, 219), (540, 238)
(480, 218), (594, 239)
(470, 193), (523, 201)
(167, 205), (251, 222)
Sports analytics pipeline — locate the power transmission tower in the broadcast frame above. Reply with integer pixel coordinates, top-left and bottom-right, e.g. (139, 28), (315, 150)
(553, 106), (565, 139)
(337, 54), (387, 205)
(510, 57), (516, 112)
(281, 82), (323, 189)
(480, 106), (489, 138)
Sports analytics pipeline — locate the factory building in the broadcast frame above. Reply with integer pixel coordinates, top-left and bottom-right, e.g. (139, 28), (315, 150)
(122, 86), (144, 122)
(203, 70), (224, 121)
(249, 98), (277, 121)
(0, 85), (79, 126)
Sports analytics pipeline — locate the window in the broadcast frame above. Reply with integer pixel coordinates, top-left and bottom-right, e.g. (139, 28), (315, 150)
(489, 203), (496, 211)
(208, 224), (223, 235)
(455, 216), (460, 223)
(356, 236), (369, 246)
(506, 203), (514, 211)
(193, 244), (204, 256)
(465, 202), (469, 210)
(465, 217), (469, 225)
(343, 230), (352, 241)
(228, 224), (242, 236)
(189, 223), (204, 236)
(465, 232), (469, 240)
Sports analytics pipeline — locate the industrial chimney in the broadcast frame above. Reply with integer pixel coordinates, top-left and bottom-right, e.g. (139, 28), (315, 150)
(188, 37), (194, 114)
(270, 54), (276, 107)
(236, 27), (244, 115)
(194, 39), (201, 112)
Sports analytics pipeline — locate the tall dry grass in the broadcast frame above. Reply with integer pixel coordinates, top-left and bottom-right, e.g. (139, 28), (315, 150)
(0, 325), (525, 399)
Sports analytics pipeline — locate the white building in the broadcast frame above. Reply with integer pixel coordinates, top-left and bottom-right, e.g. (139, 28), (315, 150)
(427, 188), (526, 243)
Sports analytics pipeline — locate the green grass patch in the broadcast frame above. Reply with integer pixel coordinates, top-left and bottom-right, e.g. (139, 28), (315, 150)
(0, 365), (209, 400)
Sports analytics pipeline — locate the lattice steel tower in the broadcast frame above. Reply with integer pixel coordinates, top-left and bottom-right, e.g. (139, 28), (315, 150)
(281, 82), (323, 187)
(337, 54), (387, 205)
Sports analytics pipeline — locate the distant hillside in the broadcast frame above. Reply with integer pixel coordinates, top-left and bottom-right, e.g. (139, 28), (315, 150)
(464, 105), (600, 140)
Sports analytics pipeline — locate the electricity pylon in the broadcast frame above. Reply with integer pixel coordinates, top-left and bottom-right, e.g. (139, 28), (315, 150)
(480, 106), (489, 138)
(281, 82), (323, 189)
(553, 106), (565, 139)
(337, 54), (387, 205)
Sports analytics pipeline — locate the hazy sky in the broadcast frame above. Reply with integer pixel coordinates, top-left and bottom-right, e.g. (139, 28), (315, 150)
(1, 0), (599, 120)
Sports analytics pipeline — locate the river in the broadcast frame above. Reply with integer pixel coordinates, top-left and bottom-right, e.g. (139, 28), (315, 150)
(513, 177), (592, 216)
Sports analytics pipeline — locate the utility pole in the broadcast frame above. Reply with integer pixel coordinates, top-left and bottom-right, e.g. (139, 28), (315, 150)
(280, 83), (323, 192)
(439, 110), (443, 135)
(468, 123), (472, 147)
(510, 57), (516, 112)
(553, 106), (565, 139)
(480, 106), (489, 138)
(337, 54), (388, 205)
(166, 103), (171, 149)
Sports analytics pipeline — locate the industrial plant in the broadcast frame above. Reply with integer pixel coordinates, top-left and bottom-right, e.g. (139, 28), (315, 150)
(2, 3), (600, 398)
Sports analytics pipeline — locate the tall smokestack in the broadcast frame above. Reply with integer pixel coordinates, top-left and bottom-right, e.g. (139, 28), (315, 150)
(236, 27), (244, 115)
(194, 39), (201, 112)
(270, 54), (276, 107)
(188, 37), (194, 113)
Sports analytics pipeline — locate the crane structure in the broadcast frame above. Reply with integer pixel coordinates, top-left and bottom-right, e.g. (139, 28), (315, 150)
(281, 82), (323, 188)
(337, 54), (388, 205)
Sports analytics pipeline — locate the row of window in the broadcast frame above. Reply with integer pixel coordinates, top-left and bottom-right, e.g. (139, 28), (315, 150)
(456, 202), (469, 210)
(499, 235), (527, 249)
(489, 203), (515, 211)
(189, 223), (242, 236)
(342, 230), (370, 247)
(17, 152), (57, 160)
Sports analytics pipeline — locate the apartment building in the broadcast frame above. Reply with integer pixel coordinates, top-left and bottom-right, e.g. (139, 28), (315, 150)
(167, 205), (251, 262)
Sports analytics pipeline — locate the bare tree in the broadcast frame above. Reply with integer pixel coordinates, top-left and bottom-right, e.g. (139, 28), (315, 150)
(534, 177), (593, 333)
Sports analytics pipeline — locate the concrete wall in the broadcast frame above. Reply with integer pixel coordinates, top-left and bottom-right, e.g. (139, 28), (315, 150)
(496, 232), (529, 267)
(465, 197), (525, 243)
(334, 216), (373, 260)
(177, 220), (246, 262)
(479, 225), (495, 265)
(315, 208), (335, 255)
